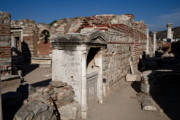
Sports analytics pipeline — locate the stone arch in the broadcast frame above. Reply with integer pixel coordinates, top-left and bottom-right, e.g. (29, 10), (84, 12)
(39, 29), (50, 44)
(89, 31), (107, 44)
(37, 29), (51, 57)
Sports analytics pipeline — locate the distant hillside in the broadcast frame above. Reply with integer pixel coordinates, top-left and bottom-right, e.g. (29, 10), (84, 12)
(156, 26), (180, 40)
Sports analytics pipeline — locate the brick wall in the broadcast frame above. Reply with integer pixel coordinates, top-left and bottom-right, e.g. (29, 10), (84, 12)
(0, 11), (11, 76)
(37, 24), (51, 57)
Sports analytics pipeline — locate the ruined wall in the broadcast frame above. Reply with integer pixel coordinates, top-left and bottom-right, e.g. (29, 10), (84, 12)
(37, 24), (51, 57)
(0, 11), (11, 76)
(102, 28), (132, 88)
(102, 23), (146, 89)
(51, 14), (147, 90)
(11, 20), (39, 59)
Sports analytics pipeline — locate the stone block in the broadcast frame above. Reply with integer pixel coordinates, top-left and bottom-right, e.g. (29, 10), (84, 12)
(126, 74), (137, 81)
(141, 82), (150, 94)
(14, 101), (56, 120)
(141, 95), (157, 111)
(58, 102), (80, 120)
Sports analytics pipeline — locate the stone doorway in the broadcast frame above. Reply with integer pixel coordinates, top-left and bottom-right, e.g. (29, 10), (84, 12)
(86, 48), (101, 109)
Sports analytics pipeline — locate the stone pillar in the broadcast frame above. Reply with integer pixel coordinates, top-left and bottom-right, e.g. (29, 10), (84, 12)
(153, 32), (157, 55)
(167, 23), (173, 40)
(146, 28), (150, 55)
(11, 36), (16, 48)
(96, 49), (103, 104)
(81, 47), (87, 119)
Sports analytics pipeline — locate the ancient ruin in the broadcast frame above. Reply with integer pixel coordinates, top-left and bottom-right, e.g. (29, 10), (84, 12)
(0, 9), (180, 120)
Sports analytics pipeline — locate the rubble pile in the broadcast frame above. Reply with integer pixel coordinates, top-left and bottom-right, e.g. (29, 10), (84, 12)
(24, 81), (74, 107)
(13, 81), (80, 120)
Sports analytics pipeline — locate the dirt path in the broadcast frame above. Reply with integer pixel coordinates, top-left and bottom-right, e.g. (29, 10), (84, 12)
(23, 66), (51, 84)
(88, 81), (169, 120)
(1, 66), (51, 94)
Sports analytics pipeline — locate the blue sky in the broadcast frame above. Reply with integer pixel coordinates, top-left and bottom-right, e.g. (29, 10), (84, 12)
(0, 0), (180, 31)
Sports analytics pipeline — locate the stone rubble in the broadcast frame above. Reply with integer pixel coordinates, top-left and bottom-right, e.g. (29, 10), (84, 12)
(14, 101), (57, 120)
(14, 81), (80, 120)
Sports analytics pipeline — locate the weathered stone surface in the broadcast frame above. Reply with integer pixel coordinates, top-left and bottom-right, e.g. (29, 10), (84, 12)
(126, 74), (137, 82)
(141, 82), (150, 94)
(14, 101), (56, 120)
(14, 81), (78, 120)
(141, 95), (157, 111)
(25, 81), (74, 107)
(58, 102), (80, 120)
(140, 70), (152, 94)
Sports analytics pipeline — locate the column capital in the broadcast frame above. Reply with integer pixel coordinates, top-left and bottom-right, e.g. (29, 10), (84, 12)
(153, 32), (157, 34)
(167, 23), (172, 28)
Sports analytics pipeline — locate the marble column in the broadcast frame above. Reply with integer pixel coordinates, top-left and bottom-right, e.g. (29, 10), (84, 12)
(96, 49), (103, 104)
(153, 32), (157, 55)
(146, 28), (150, 55)
(167, 23), (173, 40)
(81, 48), (87, 119)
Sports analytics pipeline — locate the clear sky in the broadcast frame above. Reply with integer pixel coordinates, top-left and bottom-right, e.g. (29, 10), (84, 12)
(0, 0), (180, 31)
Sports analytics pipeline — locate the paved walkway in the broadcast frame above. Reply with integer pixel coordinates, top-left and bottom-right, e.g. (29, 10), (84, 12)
(88, 81), (169, 120)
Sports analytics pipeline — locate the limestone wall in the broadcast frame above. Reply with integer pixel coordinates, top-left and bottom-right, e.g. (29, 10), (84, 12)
(0, 11), (11, 76)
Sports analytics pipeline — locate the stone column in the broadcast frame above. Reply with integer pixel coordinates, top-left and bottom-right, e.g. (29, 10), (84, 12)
(146, 28), (150, 55)
(153, 32), (157, 55)
(81, 48), (87, 119)
(96, 49), (103, 104)
(167, 23), (173, 40)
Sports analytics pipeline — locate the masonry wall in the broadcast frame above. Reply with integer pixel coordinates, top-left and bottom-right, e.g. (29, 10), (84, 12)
(50, 14), (147, 91)
(0, 12), (11, 76)
(11, 20), (39, 59)
(102, 25), (146, 89)
(37, 24), (51, 58)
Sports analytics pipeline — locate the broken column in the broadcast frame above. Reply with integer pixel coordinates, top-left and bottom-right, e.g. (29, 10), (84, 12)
(167, 23), (173, 41)
(51, 31), (106, 119)
(153, 32), (157, 55)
